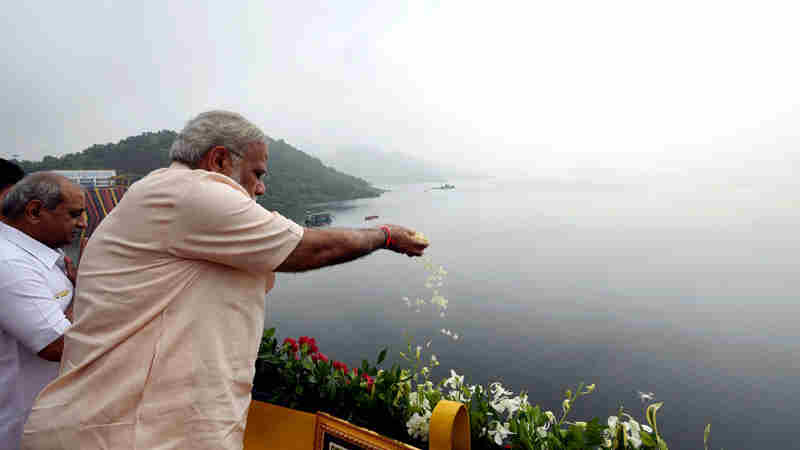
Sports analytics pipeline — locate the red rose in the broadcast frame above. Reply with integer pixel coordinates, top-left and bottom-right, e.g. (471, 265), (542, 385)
(365, 375), (375, 392)
(282, 337), (299, 354)
(298, 336), (320, 355)
(332, 361), (348, 373)
(309, 338), (319, 354)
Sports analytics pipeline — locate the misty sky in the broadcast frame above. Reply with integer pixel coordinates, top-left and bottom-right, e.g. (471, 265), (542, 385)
(1, 1), (798, 177)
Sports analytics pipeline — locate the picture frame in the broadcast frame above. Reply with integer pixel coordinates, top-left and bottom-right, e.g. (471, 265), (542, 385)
(314, 412), (420, 450)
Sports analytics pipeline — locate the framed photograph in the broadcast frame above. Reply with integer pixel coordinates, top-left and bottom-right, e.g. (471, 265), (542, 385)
(314, 412), (420, 450)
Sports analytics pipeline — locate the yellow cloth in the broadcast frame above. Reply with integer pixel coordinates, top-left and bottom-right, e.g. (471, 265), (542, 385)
(23, 162), (303, 450)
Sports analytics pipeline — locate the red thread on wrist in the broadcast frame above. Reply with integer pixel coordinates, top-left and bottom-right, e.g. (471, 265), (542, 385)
(380, 225), (392, 248)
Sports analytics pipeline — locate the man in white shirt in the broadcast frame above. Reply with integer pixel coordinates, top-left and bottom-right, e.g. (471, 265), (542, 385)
(0, 172), (86, 449)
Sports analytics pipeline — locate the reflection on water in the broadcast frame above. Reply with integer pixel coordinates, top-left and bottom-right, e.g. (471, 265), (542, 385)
(268, 177), (799, 450)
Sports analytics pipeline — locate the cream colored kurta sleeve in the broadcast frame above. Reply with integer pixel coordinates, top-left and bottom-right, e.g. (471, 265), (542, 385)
(168, 171), (304, 275)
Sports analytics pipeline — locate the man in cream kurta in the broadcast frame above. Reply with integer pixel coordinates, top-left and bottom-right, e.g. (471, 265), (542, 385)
(23, 111), (428, 450)
(24, 163), (303, 450)
(23, 160), (303, 449)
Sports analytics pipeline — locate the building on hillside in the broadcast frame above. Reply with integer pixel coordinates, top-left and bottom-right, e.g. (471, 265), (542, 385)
(46, 170), (126, 239)
(51, 170), (117, 187)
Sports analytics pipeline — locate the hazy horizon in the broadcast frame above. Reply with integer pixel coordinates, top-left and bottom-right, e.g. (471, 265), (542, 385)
(2, 1), (799, 180)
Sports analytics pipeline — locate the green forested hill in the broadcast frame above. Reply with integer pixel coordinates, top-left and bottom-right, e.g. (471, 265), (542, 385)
(15, 130), (382, 220)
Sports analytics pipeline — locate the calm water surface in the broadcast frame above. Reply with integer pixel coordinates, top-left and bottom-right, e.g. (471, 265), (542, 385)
(267, 177), (799, 450)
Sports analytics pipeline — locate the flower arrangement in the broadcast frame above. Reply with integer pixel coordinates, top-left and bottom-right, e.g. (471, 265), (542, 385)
(253, 328), (680, 450)
(253, 257), (703, 449)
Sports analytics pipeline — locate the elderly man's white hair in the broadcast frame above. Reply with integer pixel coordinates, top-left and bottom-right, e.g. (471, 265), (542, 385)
(169, 110), (267, 166)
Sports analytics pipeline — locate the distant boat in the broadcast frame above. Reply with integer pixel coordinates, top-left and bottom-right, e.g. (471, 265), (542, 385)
(431, 183), (455, 190)
(304, 212), (333, 227)
(365, 215), (379, 221)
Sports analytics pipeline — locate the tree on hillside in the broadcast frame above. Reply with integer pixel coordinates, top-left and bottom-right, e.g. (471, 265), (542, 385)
(15, 131), (382, 220)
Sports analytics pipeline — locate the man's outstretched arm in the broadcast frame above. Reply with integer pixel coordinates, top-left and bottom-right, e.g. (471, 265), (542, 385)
(276, 224), (428, 273)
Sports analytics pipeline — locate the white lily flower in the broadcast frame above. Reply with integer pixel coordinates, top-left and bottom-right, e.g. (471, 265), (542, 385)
(490, 400), (506, 415)
(487, 422), (513, 446)
(637, 391), (655, 403)
(607, 416), (619, 429)
(442, 370), (464, 390)
(544, 411), (556, 423)
(406, 411), (432, 441)
(490, 382), (513, 398)
(629, 420), (642, 449)
(642, 424), (653, 433)
(536, 425), (548, 439)
(447, 390), (467, 402)
(630, 431), (642, 448)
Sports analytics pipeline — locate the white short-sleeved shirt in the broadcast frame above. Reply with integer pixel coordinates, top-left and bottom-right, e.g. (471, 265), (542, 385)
(0, 222), (72, 450)
(23, 163), (303, 450)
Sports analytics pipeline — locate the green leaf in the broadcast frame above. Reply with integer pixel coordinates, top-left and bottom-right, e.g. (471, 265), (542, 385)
(704, 424), (711, 450)
(377, 347), (388, 365)
(263, 328), (276, 340)
(646, 402), (664, 435)
(641, 432), (656, 447)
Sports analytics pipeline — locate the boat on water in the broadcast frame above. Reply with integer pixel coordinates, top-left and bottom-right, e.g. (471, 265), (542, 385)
(304, 212), (333, 227)
(364, 215), (379, 221)
(431, 183), (455, 190)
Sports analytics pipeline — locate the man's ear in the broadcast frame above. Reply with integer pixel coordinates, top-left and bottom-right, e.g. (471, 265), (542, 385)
(24, 199), (43, 224)
(199, 146), (230, 174)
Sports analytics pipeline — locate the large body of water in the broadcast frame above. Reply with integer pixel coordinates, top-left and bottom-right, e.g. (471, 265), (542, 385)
(267, 176), (798, 450)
